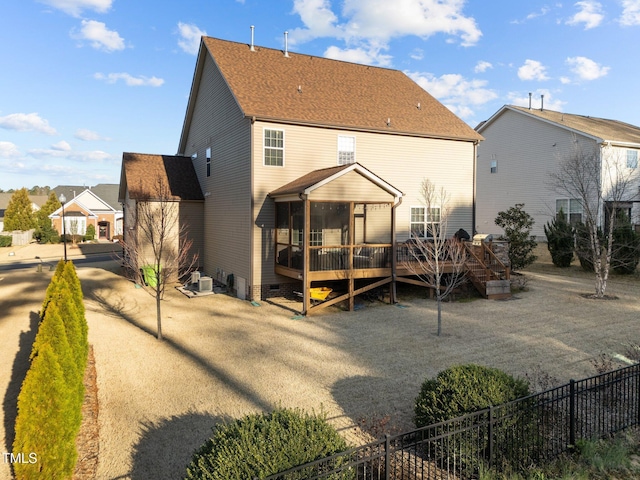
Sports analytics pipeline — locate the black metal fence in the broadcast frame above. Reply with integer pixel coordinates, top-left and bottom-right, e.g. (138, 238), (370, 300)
(264, 363), (640, 480)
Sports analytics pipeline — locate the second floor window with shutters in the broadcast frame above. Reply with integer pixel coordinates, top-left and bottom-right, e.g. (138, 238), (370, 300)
(264, 129), (284, 166)
(338, 136), (355, 165)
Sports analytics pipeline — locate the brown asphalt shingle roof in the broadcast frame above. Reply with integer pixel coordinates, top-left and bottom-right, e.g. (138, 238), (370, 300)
(507, 106), (640, 144)
(200, 37), (482, 142)
(120, 153), (203, 201)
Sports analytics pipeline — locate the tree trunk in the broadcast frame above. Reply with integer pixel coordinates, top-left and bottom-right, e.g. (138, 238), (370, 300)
(436, 296), (442, 336)
(156, 288), (163, 341)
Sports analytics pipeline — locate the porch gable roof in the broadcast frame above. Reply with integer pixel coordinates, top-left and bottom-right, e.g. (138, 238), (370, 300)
(268, 162), (403, 200)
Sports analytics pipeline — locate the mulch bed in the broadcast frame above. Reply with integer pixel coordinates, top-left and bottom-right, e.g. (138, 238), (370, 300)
(73, 345), (99, 480)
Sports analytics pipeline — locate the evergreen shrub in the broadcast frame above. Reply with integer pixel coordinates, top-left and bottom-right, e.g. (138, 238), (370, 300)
(13, 261), (88, 480)
(611, 214), (640, 274)
(0, 235), (11, 247)
(495, 204), (538, 271)
(84, 224), (96, 241)
(184, 408), (352, 480)
(543, 210), (574, 267)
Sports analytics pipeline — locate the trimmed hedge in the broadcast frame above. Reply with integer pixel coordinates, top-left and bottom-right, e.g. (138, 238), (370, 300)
(13, 260), (88, 480)
(0, 235), (11, 247)
(414, 364), (530, 428)
(184, 408), (352, 480)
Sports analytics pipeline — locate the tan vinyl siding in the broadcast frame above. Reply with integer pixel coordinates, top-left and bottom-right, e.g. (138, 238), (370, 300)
(182, 53), (252, 285)
(179, 201), (204, 269)
(476, 109), (600, 238)
(252, 121), (475, 288)
(309, 171), (396, 202)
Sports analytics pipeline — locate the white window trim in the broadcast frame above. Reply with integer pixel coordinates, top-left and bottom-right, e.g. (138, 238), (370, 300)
(555, 198), (583, 224)
(410, 206), (441, 239)
(337, 135), (356, 165)
(626, 149), (638, 169)
(263, 128), (285, 167)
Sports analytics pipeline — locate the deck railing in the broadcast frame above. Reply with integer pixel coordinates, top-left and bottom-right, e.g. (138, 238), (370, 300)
(263, 363), (640, 480)
(308, 246), (392, 272)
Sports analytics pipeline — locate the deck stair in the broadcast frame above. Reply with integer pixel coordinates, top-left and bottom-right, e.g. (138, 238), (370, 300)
(464, 242), (511, 299)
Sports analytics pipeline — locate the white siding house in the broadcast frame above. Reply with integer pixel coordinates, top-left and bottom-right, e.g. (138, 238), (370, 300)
(476, 105), (640, 239)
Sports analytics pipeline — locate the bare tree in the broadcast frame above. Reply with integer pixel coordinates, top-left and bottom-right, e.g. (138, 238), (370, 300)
(403, 179), (467, 336)
(549, 138), (637, 298)
(120, 177), (199, 340)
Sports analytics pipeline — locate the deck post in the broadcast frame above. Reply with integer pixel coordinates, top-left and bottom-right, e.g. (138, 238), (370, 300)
(302, 196), (311, 315)
(348, 201), (355, 311)
(390, 201), (398, 304)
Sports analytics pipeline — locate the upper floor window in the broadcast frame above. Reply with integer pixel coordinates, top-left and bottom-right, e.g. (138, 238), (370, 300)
(206, 147), (211, 177)
(627, 150), (638, 169)
(556, 198), (582, 224)
(338, 136), (355, 165)
(490, 160), (497, 173)
(410, 206), (441, 238)
(264, 129), (284, 166)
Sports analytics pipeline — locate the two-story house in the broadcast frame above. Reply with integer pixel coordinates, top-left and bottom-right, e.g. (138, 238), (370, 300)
(476, 105), (640, 239)
(122, 36), (484, 313)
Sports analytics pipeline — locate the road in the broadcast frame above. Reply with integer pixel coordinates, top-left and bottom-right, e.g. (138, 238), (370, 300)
(0, 253), (119, 272)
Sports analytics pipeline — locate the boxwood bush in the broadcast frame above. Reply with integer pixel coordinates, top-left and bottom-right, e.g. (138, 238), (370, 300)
(0, 235), (11, 247)
(184, 408), (352, 480)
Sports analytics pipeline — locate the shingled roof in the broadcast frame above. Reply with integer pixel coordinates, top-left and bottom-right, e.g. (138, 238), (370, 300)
(482, 106), (640, 145)
(119, 153), (203, 202)
(180, 37), (482, 148)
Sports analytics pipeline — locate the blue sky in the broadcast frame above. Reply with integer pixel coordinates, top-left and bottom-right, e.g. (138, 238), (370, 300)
(1, 0), (639, 190)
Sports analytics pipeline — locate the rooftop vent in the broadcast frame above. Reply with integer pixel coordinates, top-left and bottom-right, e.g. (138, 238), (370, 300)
(284, 31), (289, 57)
(250, 25), (255, 52)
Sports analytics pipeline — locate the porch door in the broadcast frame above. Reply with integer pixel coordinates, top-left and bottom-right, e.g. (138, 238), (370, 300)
(98, 221), (110, 240)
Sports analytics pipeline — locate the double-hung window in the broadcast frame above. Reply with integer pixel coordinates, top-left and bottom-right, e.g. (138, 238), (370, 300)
(206, 147), (211, 177)
(337, 136), (355, 165)
(556, 199), (583, 224)
(410, 206), (441, 238)
(264, 129), (284, 166)
(627, 150), (638, 169)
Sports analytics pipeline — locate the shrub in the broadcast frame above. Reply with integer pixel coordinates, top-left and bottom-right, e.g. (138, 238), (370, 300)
(544, 210), (574, 267)
(84, 224), (96, 241)
(0, 235), (11, 247)
(415, 364), (530, 428)
(495, 204), (538, 271)
(574, 222), (598, 272)
(185, 408), (352, 480)
(611, 214), (640, 274)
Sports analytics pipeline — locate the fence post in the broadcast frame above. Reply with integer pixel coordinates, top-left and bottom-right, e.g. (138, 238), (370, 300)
(636, 364), (640, 427)
(488, 406), (494, 469)
(569, 379), (576, 449)
(385, 433), (391, 480)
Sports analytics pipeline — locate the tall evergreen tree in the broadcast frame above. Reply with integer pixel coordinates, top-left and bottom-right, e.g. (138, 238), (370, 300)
(34, 192), (61, 243)
(3, 188), (35, 231)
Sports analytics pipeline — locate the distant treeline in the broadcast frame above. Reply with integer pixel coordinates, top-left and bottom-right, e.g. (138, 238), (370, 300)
(0, 186), (53, 195)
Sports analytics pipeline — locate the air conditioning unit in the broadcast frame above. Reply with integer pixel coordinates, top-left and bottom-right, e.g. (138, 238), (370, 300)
(198, 276), (213, 292)
(191, 271), (201, 284)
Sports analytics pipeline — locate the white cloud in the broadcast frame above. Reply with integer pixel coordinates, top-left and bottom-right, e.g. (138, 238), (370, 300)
(38, 0), (112, 17)
(566, 1), (604, 29)
(28, 146), (112, 163)
(177, 22), (206, 55)
(474, 60), (492, 73)
(289, 0), (481, 67)
(619, 0), (640, 25)
(0, 113), (57, 135)
(410, 48), (424, 61)
(51, 141), (72, 151)
(508, 90), (566, 111)
(75, 128), (109, 141)
(94, 72), (164, 87)
(324, 45), (393, 66)
(511, 6), (552, 24)
(0, 141), (21, 158)
(566, 56), (610, 80)
(73, 20), (125, 52)
(518, 59), (550, 81)
(408, 71), (498, 118)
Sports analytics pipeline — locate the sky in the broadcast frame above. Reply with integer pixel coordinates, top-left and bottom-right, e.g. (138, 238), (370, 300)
(1, 0), (639, 191)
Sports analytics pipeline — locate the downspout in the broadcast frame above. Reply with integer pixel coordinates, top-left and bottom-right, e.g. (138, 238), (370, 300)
(390, 195), (403, 304)
(472, 140), (478, 235)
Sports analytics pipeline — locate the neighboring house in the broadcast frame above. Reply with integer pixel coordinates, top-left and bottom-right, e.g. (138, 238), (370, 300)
(476, 105), (640, 239)
(50, 184), (123, 240)
(0, 193), (48, 233)
(121, 36), (484, 312)
(118, 153), (204, 270)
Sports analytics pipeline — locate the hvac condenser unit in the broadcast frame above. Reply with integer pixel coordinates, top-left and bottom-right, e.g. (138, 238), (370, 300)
(191, 271), (201, 284)
(198, 276), (213, 293)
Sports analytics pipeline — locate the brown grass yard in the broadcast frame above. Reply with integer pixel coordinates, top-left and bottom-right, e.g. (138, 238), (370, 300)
(0, 243), (638, 479)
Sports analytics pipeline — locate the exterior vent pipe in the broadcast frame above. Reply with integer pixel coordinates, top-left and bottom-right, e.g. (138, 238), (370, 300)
(541, 94), (544, 111)
(250, 25), (255, 51)
(284, 31), (289, 57)
(528, 92), (532, 110)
